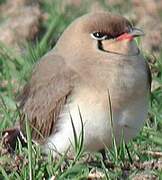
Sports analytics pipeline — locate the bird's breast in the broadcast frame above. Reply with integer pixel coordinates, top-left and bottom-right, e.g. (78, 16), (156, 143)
(45, 57), (149, 153)
(52, 84), (148, 152)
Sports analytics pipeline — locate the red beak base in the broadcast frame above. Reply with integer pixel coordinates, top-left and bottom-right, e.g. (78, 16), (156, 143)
(116, 33), (134, 41)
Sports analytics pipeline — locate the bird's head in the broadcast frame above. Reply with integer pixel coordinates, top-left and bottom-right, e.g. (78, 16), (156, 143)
(56, 12), (144, 59)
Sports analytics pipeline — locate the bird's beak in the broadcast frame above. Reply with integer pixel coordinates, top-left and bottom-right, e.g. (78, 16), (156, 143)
(129, 27), (145, 37)
(117, 27), (144, 41)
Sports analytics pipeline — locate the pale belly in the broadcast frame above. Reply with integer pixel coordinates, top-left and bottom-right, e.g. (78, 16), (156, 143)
(43, 94), (148, 157)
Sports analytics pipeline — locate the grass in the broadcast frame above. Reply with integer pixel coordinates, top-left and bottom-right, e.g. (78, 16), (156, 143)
(0, 0), (162, 179)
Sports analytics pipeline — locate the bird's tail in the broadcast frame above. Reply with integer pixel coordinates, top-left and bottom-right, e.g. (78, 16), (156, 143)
(2, 127), (27, 153)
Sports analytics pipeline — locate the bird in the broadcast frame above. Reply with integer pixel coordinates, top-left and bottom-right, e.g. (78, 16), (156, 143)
(2, 11), (151, 157)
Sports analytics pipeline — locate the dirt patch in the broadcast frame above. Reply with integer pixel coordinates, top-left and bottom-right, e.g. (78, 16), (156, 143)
(0, 0), (42, 53)
(132, 0), (162, 54)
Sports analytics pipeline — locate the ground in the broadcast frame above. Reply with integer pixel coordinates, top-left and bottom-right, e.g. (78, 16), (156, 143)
(0, 0), (162, 179)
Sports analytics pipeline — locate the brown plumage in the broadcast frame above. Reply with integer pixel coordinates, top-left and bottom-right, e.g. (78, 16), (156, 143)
(3, 12), (151, 156)
(18, 55), (74, 143)
(80, 12), (132, 36)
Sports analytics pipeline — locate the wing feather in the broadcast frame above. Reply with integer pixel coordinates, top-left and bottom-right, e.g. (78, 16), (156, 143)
(18, 53), (74, 143)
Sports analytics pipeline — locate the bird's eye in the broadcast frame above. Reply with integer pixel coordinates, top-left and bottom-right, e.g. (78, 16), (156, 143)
(91, 32), (108, 40)
(91, 32), (115, 40)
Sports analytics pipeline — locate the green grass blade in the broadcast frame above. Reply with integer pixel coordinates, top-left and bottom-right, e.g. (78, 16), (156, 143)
(25, 115), (33, 180)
